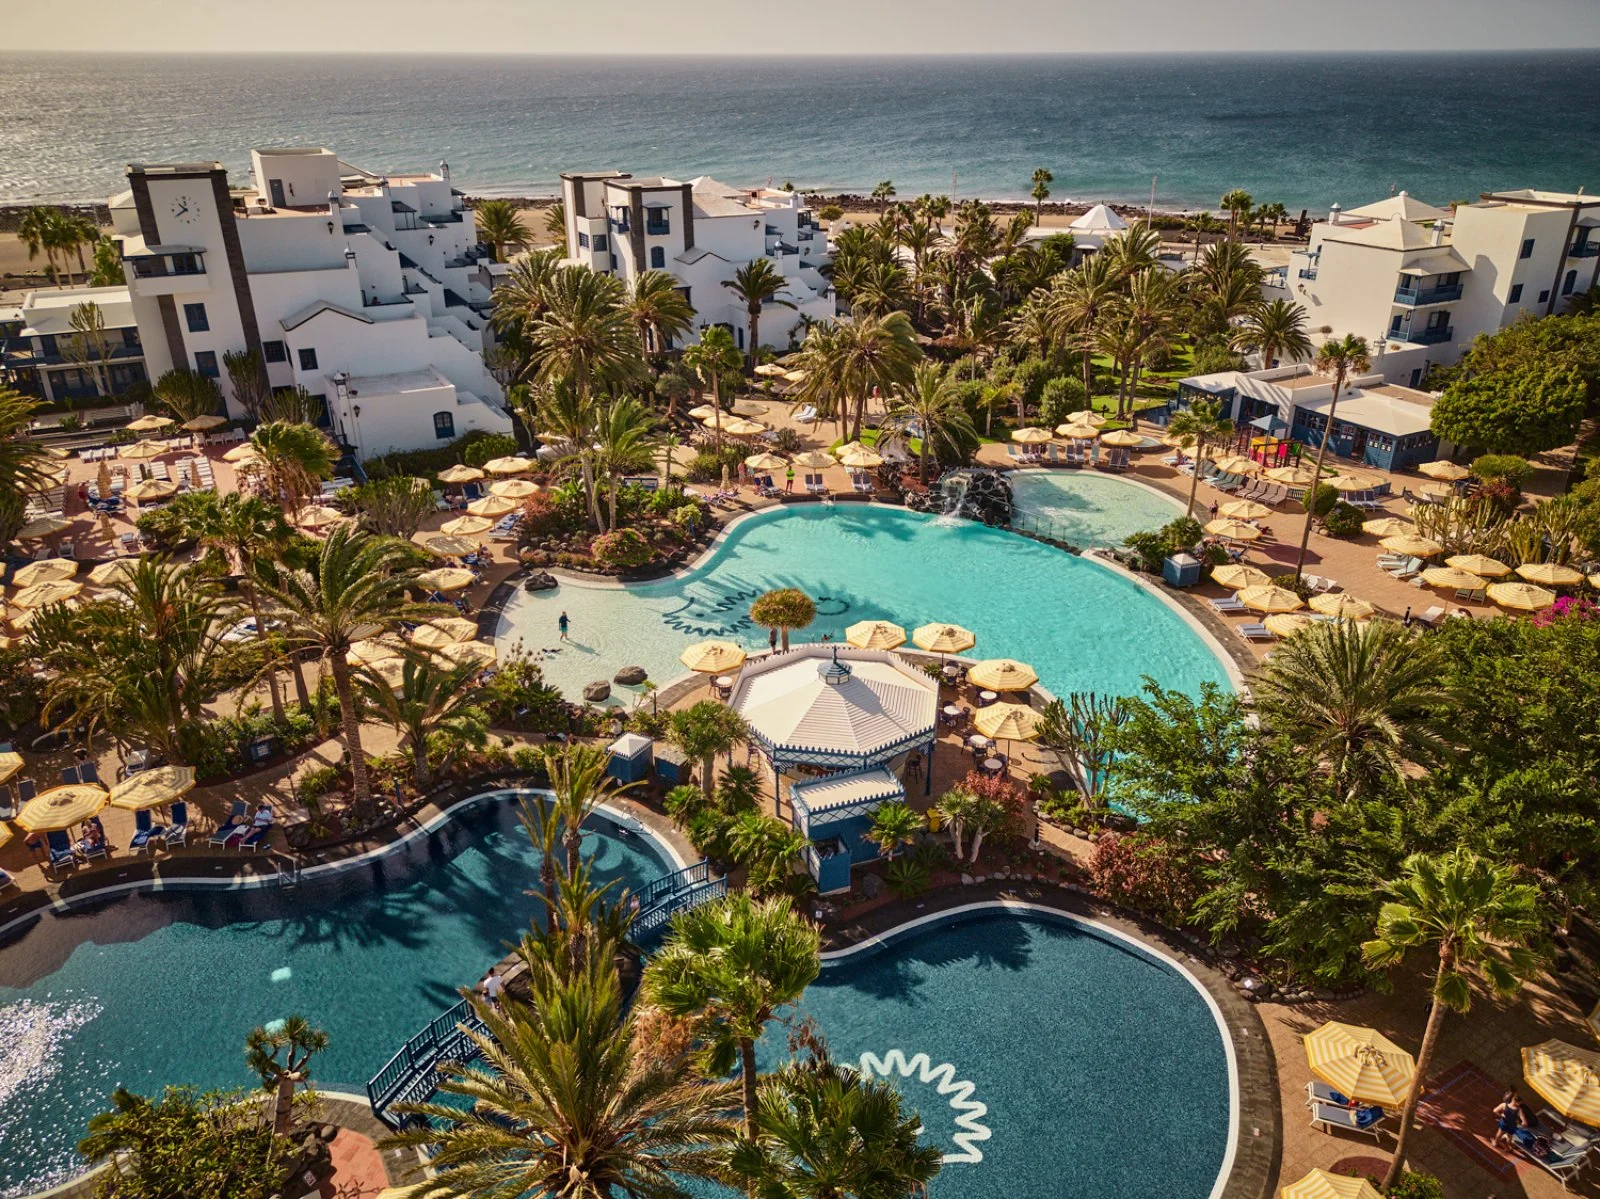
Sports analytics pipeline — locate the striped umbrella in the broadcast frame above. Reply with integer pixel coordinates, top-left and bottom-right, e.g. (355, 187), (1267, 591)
(680, 640), (747, 674)
(1238, 584), (1304, 614)
(12, 559), (79, 587)
(1487, 581), (1557, 612)
(1280, 1169), (1383, 1199)
(1516, 562), (1584, 587)
(1211, 563), (1271, 589)
(1304, 1021), (1415, 1106)
(912, 623), (976, 654)
(108, 766), (196, 811)
(844, 620), (907, 651)
(966, 659), (1039, 692)
(489, 478), (539, 500)
(15, 783), (109, 833)
(411, 618), (479, 649)
(1524, 1040), (1600, 1124)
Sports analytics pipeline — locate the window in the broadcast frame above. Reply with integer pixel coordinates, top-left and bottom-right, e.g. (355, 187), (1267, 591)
(121, 327), (141, 350)
(578, 232), (590, 249)
(183, 302), (208, 333)
(38, 333), (58, 357)
(1439, 272), (1461, 287)
(1520, 238), (1535, 260)
(171, 253), (201, 275)
(1562, 269), (1578, 296)
(433, 411), (456, 440)
(1538, 289), (1551, 304)
(645, 207), (669, 235)
(1427, 311), (1449, 330)
(262, 339), (287, 363)
(1509, 283), (1523, 303)
(194, 350), (219, 378)
(298, 347), (318, 371)
(594, 234), (609, 252)
(1388, 314), (1403, 334)
(650, 246), (665, 269)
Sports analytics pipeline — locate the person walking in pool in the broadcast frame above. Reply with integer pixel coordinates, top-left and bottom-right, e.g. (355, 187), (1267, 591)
(558, 611), (570, 641)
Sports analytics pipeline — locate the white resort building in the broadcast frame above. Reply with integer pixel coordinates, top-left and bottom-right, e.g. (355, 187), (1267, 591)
(2, 285), (147, 405)
(106, 147), (511, 457)
(1262, 188), (1600, 386)
(558, 171), (835, 351)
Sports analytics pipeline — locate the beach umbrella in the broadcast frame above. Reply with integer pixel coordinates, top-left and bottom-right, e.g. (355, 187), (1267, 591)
(489, 478), (539, 500)
(107, 766), (195, 811)
(17, 515), (73, 540)
(1204, 518), (1262, 541)
(440, 640), (496, 668)
(124, 479), (178, 503)
(9, 599), (82, 629)
(782, 370), (808, 383)
(13, 580), (84, 609)
(1212, 455), (1262, 477)
(1280, 1169), (1384, 1199)
(1264, 612), (1316, 637)
(1211, 563), (1271, 589)
(348, 637), (405, 666)
(0, 824), (8, 849)
(686, 405), (720, 421)
(1523, 1040), (1600, 1125)
(1417, 482), (1455, 502)
(754, 362), (788, 377)
(223, 443), (259, 463)
(1378, 534), (1442, 557)
(1362, 516), (1413, 538)
(417, 567), (477, 592)
(41, 445), (69, 460)
(1588, 1000), (1600, 1044)
(967, 659), (1039, 692)
(436, 464), (485, 485)
(1445, 554), (1510, 578)
(120, 440), (170, 461)
(744, 452), (788, 472)
(1417, 460), (1469, 481)
(1064, 409), (1107, 428)
(721, 418), (767, 437)
(912, 623), (977, 654)
(1099, 428), (1144, 448)
(12, 559), (78, 588)
(973, 701), (1041, 743)
(466, 495), (518, 518)
(440, 515), (494, 537)
(1263, 464), (1317, 486)
(1327, 471), (1383, 492)
(1304, 1021), (1416, 1107)
(1309, 593), (1376, 621)
(1218, 499), (1271, 520)
(791, 450), (835, 469)
(363, 657), (408, 691)
(1591, 573), (1600, 591)
(296, 505), (346, 529)
(732, 401), (768, 418)
(15, 783), (109, 833)
(1487, 581), (1557, 612)
(182, 414), (229, 432)
(1055, 423), (1099, 440)
(126, 414), (174, 432)
(1238, 584), (1304, 614)
(1516, 562), (1584, 587)
(844, 620), (907, 651)
(1011, 427), (1053, 444)
(1419, 566), (1486, 591)
(836, 443), (883, 469)
(411, 617), (479, 649)
(0, 749), (23, 785)
(423, 535), (480, 558)
(26, 466), (69, 494)
(481, 456), (533, 476)
(679, 640), (748, 674)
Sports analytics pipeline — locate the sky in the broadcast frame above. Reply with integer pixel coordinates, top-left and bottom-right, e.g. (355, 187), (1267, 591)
(11, 0), (1600, 54)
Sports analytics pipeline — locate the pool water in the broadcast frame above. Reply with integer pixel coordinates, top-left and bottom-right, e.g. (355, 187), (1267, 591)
(0, 799), (672, 1199)
(1008, 470), (1187, 548)
(498, 502), (1229, 704)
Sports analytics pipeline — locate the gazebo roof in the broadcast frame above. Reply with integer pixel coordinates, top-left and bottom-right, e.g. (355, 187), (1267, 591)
(1069, 203), (1129, 233)
(730, 646), (937, 764)
(789, 766), (905, 834)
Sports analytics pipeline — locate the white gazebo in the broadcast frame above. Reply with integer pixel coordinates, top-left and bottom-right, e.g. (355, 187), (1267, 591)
(1067, 203), (1131, 252)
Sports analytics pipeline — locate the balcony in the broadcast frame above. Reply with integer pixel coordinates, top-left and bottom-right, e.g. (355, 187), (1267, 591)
(1570, 241), (1600, 258)
(1297, 267), (1318, 281)
(1408, 325), (1454, 345)
(1393, 282), (1464, 306)
(645, 221), (670, 237)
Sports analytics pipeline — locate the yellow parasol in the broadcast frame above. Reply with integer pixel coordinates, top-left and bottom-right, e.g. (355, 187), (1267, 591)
(41, 445), (70, 460)
(721, 418), (767, 437)
(835, 443), (883, 469)
(912, 623), (976, 654)
(423, 535), (480, 558)
(1279, 1169), (1384, 1199)
(1417, 460), (1469, 481)
(1516, 562), (1584, 587)
(966, 659), (1039, 692)
(182, 414), (228, 432)
(1445, 554), (1510, 578)
(1304, 1021), (1416, 1107)
(489, 478), (539, 500)
(1309, 593), (1375, 620)
(17, 515), (73, 540)
(1589, 1000), (1600, 1044)
(1420, 566), (1487, 591)
(1264, 612), (1316, 637)
(1056, 423), (1099, 440)
(120, 440), (171, 461)
(973, 701), (1041, 743)
(1212, 455), (1262, 477)
(440, 640), (496, 668)
(782, 369), (808, 383)
(1011, 427), (1054, 444)
(348, 637), (405, 666)
(15, 783), (109, 833)
(1379, 534), (1443, 557)
(107, 765), (196, 811)
(417, 567), (477, 592)
(1523, 1040), (1600, 1125)
(124, 479), (177, 503)
(680, 640), (748, 674)
(1218, 499), (1271, 520)
(411, 617), (479, 649)
(1263, 464), (1317, 486)
(126, 414), (174, 432)
(13, 559), (78, 587)
(1487, 581), (1557, 611)
(481, 456), (532, 476)
(436, 464), (485, 484)
(466, 495), (518, 518)
(362, 657), (408, 690)
(1204, 518), (1262, 541)
(0, 749), (23, 785)
(1211, 563), (1271, 589)
(1099, 428), (1144, 448)
(296, 505), (346, 529)
(1064, 409), (1107, 428)
(1417, 482), (1455, 502)
(686, 404), (720, 421)
(844, 620), (907, 651)
(223, 443), (259, 463)
(441, 515), (493, 537)
(0, 824), (9, 850)
(1327, 471), (1384, 492)
(13, 579), (84, 608)
(791, 450), (835, 469)
(1238, 584), (1305, 614)
(744, 452), (788, 472)
(1362, 517), (1413, 538)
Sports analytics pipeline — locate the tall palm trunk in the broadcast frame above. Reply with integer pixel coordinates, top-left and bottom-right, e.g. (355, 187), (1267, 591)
(739, 1037), (760, 1141)
(747, 305), (760, 369)
(1382, 950), (1453, 1190)
(1081, 345), (1094, 407)
(564, 824), (583, 879)
(329, 653), (374, 816)
(1184, 437), (1207, 516)
(1293, 369), (1345, 580)
(272, 1071), (299, 1136)
(245, 584), (285, 724)
(578, 454), (603, 530)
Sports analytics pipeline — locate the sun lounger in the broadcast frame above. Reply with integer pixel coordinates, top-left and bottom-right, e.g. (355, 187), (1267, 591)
(0, 868), (15, 892)
(804, 474), (826, 495)
(1209, 593), (1246, 612)
(210, 800), (249, 847)
(60, 765), (81, 785)
(1310, 1099), (1389, 1140)
(238, 821), (273, 852)
(1455, 587), (1486, 603)
(1513, 1133), (1590, 1188)
(1309, 576), (1338, 593)
(129, 809), (167, 855)
(1415, 605), (1445, 626)
(1305, 1081), (1348, 1107)
(17, 778), (37, 804)
(45, 829), (78, 872)
(1238, 623), (1273, 641)
(851, 472), (874, 494)
(1383, 556), (1423, 579)
(793, 405), (818, 423)
(165, 802), (189, 847)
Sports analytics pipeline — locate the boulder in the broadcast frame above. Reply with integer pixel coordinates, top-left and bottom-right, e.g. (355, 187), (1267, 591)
(613, 665), (648, 686)
(582, 680), (611, 703)
(523, 571), (558, 593)
(859, 873), (885, 899)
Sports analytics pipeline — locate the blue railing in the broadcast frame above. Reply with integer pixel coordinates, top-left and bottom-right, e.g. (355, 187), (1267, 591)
(1407, 325), (1454, 345)
(1393, 283), (1463, 305)
(1570, 242), (1600, 258)
(1297, 267), (1318, 280)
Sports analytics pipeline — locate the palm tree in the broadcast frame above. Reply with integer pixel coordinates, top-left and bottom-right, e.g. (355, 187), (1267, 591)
(1046, 256), (1120, 405)
(526, 264), (644, 395)
(65, 302), (113, 399)
(849, 257), (913, 318)
(934, 787), (980, 860)
(1101, 223), (1161, 282)
(1254, 620), (1456, 800)
(534, 380), (604, 529)
(682, 325), (743, 444)
(827, 309), (923, 441)
(1119, 268), (1183, 424)
(473, 199), (526, 262)
(542, 742), (632, 878)
(255, 526), (435, 818)
(727, 811), (809, 897)
(887, 362), (976, 484)
(1030, 167), (1054, 223)
(61, 210), (99, 279)
(488, 248), (562, 343)
(249, 420), (336, 517)
(725, 1052), (944, 1199)
(626, 269), (696, 358)
(244, 1015), (328, 1136)
(594, 395), (658, 531)
(723, 259), (795, 368)
(865, 801), (922, 860)
(222, 349), (268, 420)
(667, 700), (751, 801)
(750, 588), (816, 651)
(257, 385), (325, 426)
(15, 206), (63, 287)
(1233, 298), (1313, 371)
(1362, 848), (1543, 1191)
(542, 200), (566, 245)
(0, 387), (54, 543)
(1293, 335), (1371, 580)
(1220, 189), (1254, 241)
(388, 954), (740, 1197)
(643, 893), (821, 1140)
(152, 367), (223, 427)
(1166, 398), (1235, 517)
(871, 181), (896, 202)
(355, 657), (488, 789)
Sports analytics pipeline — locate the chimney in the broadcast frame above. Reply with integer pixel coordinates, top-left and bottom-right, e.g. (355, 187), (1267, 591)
(327, 191), (338, 216)
(1328, 203), (1342, 226)
(439, 160), (450, 182)
(1430, 220), (1445, 246)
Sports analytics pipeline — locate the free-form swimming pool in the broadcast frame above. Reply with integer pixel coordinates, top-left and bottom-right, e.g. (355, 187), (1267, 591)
(0, 797), (672, 1199)
(1008, 469), (1188, 548)
(497, 501), (1231, 705)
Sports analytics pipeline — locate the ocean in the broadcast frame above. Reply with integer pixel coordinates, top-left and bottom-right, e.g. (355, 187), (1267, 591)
(2, 51), (1597, 211)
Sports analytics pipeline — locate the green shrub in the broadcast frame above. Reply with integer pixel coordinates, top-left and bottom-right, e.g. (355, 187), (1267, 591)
(1384, 1172), (1445, 1199)
(459, 433), (520, 467)
(1270, 572), (1314, 601)
(591, 528), (653, 568)
(1191, 342), (1245, 375)
(685, 443), (747, 483)
(817, 204), (843, 222)
(1038, 375), (1088, 426)
(771, 427), (804, 454)
(885, 858), (931, 898)
(364, 429), (515, 477)
(1123, 516), (1204, 573)
(186, 705), (321, 783)
(1470, 453), (1533, 487)
(133, 505), (195, 554)
(1305, 482), (1339, 518)
(1011, 357), (1051, 416)
(1320, 501), (1366, 538)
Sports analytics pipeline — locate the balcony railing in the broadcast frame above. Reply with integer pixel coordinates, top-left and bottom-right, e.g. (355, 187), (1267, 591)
(1393, 283), (1463, 306)
(1570, 241), (1600, 258)
(1408, 325), (1454, 345)
(645, 221), (670, 237)
(1297, 267), (1318, 280)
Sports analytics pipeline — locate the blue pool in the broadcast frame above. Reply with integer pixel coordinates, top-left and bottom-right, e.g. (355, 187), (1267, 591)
(498, 500), (1231, 704)
(1008, 470), (1187, 547)
(0, 797), (673, 1198)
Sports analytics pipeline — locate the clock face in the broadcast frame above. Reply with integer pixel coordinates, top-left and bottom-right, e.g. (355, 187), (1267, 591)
(169, 194), (198, 224)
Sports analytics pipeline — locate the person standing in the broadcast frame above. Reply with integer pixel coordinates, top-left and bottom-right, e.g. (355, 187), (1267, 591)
(558, 610), (570, 641)
(769, 627), (778, 652)
(785, 465), (795, 492)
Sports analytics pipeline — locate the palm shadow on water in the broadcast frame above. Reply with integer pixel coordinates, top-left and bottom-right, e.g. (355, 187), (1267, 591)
(811, 915), (1037, 1006)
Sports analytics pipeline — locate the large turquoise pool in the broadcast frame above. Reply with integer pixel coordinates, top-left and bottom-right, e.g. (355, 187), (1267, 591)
(1008, 470), (1187, 547)
(498, 500), (1230, 704)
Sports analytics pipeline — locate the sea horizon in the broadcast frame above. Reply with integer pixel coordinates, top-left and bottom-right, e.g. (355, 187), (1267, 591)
(3, 50), (1597, 210)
